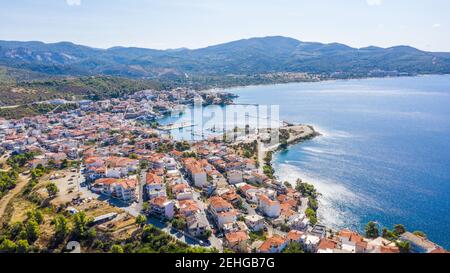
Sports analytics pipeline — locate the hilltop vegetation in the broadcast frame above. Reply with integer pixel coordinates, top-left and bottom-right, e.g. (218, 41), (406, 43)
(1, 36), (450, 80)
(0, 157), (214, 253)
(0, 103), (79, 120)
(0, 76), (162, 107)
(1, 36), (450, 117)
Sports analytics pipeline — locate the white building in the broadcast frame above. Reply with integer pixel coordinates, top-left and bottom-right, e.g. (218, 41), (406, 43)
(258, 194), (281, 218)
(303, 234), (321, 253)
(244, 215), (265, 232)
(145, 172), (166, 199)
(208, 196), (237, 229)
(227, 170), (243, 185)
(149, 197), (175, 220)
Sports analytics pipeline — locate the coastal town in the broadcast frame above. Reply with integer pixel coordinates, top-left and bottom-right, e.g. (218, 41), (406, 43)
(0, 87), (447, 254)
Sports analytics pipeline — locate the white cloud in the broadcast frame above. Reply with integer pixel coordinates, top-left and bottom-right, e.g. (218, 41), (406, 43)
(66, 0), (81, 6)
(366, 0), (383, 6)
(432, 23), (441, 28)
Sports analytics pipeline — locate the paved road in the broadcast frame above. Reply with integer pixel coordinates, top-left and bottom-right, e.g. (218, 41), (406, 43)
(190, 181), (223, 251)
(135, 170), (146, 213)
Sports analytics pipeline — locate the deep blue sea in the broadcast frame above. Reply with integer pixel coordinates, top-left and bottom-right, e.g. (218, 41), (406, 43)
(161, 75), (450, 248)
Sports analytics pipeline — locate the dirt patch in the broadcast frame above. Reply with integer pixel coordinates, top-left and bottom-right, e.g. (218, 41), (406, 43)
(74, 199), (123, 219)
(9, 197), (37, 224)
(0, 174), (30, 220)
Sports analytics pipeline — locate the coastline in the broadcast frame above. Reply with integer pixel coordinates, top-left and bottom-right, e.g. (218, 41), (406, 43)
(159, 76), (450, 248)
(257, 124), (321, 186)
(257, 123), (324, 226)
(258, 124), (320, 161)
(202, 73), (450, 94)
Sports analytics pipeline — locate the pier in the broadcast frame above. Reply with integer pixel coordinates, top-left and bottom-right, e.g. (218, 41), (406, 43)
(158, 121), (196, 131)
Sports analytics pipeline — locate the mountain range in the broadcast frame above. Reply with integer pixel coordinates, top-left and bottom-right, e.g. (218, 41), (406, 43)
(1, 36), (450, 80)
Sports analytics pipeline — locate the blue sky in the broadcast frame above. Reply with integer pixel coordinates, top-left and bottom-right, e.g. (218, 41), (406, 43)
(0, 0), (449, 51)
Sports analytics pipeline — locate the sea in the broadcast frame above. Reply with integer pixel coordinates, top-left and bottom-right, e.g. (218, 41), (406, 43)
(160, 75), (450, 248)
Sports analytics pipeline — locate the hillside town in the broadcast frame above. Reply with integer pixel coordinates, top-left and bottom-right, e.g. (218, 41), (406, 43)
(0, 87), (447, 254)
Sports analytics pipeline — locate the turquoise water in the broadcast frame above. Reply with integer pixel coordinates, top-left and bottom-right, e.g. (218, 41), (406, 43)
(161, 75), (450, 248)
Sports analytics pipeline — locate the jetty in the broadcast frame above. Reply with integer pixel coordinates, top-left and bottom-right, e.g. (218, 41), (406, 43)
(158, 121), (196, 131)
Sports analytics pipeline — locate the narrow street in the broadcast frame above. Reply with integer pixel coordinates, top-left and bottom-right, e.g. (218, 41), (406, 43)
(189, 181), (223, 251)
(135, 169), (146, 214)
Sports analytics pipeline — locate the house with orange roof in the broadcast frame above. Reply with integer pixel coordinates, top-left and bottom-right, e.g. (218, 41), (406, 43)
(148, 153), (166, 169)
(279, 203), (297, 223)
(90, 178), (117, 195)
(105, 156), (139, 178)
(316, 238), (340, 253)
(429, 247), (448, 254)
(114, 179), (138, 202)
(244, 158), (256, 170)
(182, 158), (207, 188)
(378, 245), (401, 253)
(178, 199), (200, 217)
(277, 194), (298, 209)
(145, 172), (166, 199)
(169, 149), (183, 159)
(208, 196), (238, 229)
(149, 196), (175, 220)
(286, 230), (305, 244)
(220, 189), (241, 206)
(258, 235), (288, 253)
(338, 229), (368, 253)
(92, 177), (137, 202)
(257, 194), (281, 218)
(84, 156), (105, 167)
(237, 183), (260, 203)
(28, 158), (47, 169)
(171, 183), (194, 201)
(225, 231), (250, 253)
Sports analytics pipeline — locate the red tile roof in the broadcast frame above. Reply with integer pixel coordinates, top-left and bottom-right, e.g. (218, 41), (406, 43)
(317, 239), (338, 251)
(150, 196), (168, 207)
(225, 231), (249, 244)
(146, 172), (163, 184)
(287, 230), (304, 242)
(209, 196), (233, 210)
(259, 235), (287, 252)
